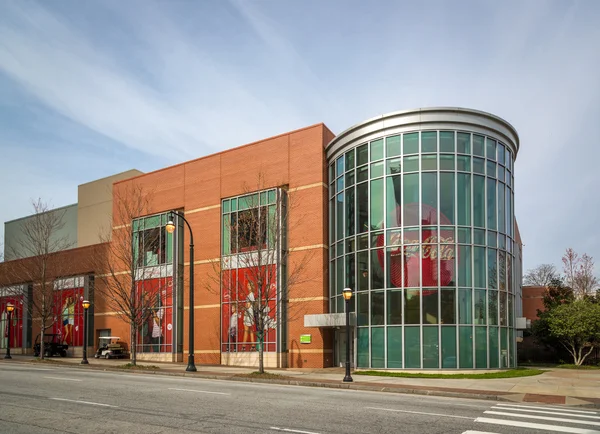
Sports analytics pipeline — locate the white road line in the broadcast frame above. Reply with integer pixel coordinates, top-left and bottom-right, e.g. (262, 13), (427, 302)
(49, 398), (118, 408)
(43, 377), (82, 382)
(1, 367), (54, 371)
(270, 427), (321, 434)
(490, 407), (600, 420)
(365, 406), (473, 420)
(496, 403), (599, 414)
(462, 431), (501, 434)
(168, 388), (230, 395)
(485, 410), (600, 427)
(475, 417), (600, 433)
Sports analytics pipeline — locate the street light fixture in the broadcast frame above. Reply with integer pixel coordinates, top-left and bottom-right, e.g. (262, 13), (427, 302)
(165, 211), (197, 372)
(81, 300), (91, 365)
(342, 288), (353, 382)
(4, 303), (14, 359)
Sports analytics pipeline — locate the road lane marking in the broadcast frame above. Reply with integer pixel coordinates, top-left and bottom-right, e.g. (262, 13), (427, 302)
(168, 388), (230, 395)
(1, 367), (54, 371)
(50, 398), (118, 408)
(496, 403), (599, 414)
(475, 417), (600, 433)
(490, 406), (600, 420)
(270, 427), (321, 434)
(365, 407), (473, 419)
(44, 377), (82, 382)
(485, 410), (600, 426)
(462, 431), (500, 434)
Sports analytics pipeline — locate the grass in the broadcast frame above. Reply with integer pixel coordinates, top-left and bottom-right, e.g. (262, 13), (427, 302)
(234, 371), (290, 380)
(355, 367), (546, 379)
(557, 364), (600, 370)
(118, 363), (160, 370)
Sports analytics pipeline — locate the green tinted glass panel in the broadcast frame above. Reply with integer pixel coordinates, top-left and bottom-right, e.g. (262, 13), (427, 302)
(474, 289), (486, 325)
(145, 215), (161, 229)
(231, 198), (237, 211)
(457, 173), (471, 226)
(473, 229), (485, 244)
(403, 174), (419, 226)
(357, 291), (369, 325)
(386, 176), (401, 228)
(403, 133), (419, 154)
(421, 131), (437, 153)
(458, 227), (471, 243)
(474, 247), (486, 288)
(345, 187), (355, 237)
(487, 178), (497, 230)
(371, 161), (384, 178)
(371, 291), (384, 325)
(488, 290), (498, 325)
(422, 173), (437, 225)
(488, 249), (498, 289)
(457, 156), (471, 172)
(486, 138), (496, 161)
(357, 328), (369, 368)
(387, 289), (402, 324)
(371, 139), (384, 161)
(371, 328), (385, 368)
(357, 182), (368, 233)
(329, 164), (335, 184)
(357, 144), (368, 166)
(222, 216), (231, 255)
(458, 246), (472, 287)
(423, 327), (439, 368)
(133, 219), (140, 232)
(223, 200), (230, 213)
(387, 327), (402, 368)
(260, 191), (267, 206)
(386, 135), (401, 157)
(336, 258), (343, 295)
(459, 326), (473, 368)
(370, 179), (384, 230)
(336, 193), (344, 240)
(498, 143), (505, 165)
(486, 160), (496, 178)
(458, 288), (472, 324)
(404, 156), (419, 172)
(421, 155), (437, 170)
(440, 173), (455, 224)
(473, 175), (485, 227)
(457, 132), (471, 154)
(440, 131), (455, 153)
(487, 231), (497, 248)
(404, 327), (420, 368)
(473, 157), (485, 174)
(404, 289), (420, 324)
(489, 326), (499, 368)
(440, 154), (455, 170)
(336, 156), (344, 177)
(473, 135), (485, 156)
(441, 326), (457, 368)
(345, 149), (355, 171)
(387, 158), (402, 175)
(357, 165), (368, 182)
(498, 184), (505, 234)
(475, 327), (488, 368)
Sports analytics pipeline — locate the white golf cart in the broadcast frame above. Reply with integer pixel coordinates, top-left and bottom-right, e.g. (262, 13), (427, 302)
(94, 336), (128, 359)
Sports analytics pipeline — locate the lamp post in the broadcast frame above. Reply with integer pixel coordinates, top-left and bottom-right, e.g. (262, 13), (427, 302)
(81, 300), (90, 364)
(342, 288), (353, 382)
(4, 303), (14, 359)
(166, 211), (197, 372)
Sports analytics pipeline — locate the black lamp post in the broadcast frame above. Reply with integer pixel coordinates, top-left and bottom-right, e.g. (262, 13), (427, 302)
(342, 288), (353, 382)
(81, 300), (90, 364)
(4, 303), (14, 359)
(166, 211), (197, 372)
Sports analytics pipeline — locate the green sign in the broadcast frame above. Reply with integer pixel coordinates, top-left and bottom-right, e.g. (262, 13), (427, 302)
(300, 334), (312, 344)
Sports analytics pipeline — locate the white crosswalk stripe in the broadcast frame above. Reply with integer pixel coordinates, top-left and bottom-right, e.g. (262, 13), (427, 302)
(473, 402), (600, 433)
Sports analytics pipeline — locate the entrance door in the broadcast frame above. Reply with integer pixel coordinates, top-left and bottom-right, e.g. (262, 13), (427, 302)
(335, 328), (354, 368)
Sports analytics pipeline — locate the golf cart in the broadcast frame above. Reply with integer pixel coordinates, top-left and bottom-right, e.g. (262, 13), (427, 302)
(33, 334), (68, 357)
(94, 336), (128, 359)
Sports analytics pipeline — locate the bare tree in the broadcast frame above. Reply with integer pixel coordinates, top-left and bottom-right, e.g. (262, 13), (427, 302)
(563, 248), (599, 298)
(523, 264), (559, 287)
(92, 184), (160, 366)
(9, 199), (73, 359)
(212, 175), (315, 373)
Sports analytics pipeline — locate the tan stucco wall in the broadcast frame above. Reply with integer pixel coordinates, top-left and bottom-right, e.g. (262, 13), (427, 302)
(77, 169), (143, 247)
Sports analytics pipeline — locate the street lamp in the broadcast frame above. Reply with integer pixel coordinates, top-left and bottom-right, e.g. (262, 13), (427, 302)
(4, 303), (14, 359)
(81, 300), (91, 364)
(342, 288), (353, 382)
(166, 211), (197, 372)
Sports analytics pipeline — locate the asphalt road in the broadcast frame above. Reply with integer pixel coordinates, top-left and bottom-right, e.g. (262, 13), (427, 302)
(0, 363), (598, 434)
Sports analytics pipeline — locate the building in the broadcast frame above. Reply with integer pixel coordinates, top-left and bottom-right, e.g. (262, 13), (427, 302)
(0, 107), (522, 369)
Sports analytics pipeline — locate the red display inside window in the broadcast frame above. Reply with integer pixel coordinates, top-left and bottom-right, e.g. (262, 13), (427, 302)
(137, 277), (173, 353)
(1, 296), (24, 349)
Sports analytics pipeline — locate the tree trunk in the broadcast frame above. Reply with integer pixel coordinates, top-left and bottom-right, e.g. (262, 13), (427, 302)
(40, 327), (45, 360)
(130, 323), (137, 366)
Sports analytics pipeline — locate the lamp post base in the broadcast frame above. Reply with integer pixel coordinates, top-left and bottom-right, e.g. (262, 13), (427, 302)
(81, 359), (89, 365)
(4, 354), (11, 360)
(186, 354), (197, 372)
(343, 362), (353, 382)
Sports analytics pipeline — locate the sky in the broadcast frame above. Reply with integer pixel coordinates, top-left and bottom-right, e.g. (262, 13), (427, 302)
(0, 0), (599, 273)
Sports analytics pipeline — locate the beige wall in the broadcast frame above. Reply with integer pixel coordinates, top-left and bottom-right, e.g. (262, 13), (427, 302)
(77, 169), (143, 247)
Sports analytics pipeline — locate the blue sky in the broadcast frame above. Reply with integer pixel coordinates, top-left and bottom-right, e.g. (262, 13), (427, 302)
(0, 0), (599, 273)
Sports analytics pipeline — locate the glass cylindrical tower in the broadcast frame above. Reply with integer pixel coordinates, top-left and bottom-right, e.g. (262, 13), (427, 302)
(327, 108), (519, 369)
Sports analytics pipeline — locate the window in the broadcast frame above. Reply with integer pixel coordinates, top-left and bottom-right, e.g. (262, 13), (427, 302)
(134, 214), (172, 267)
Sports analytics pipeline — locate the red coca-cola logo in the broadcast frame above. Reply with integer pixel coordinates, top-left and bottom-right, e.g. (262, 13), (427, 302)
(377, 203), (455, 290)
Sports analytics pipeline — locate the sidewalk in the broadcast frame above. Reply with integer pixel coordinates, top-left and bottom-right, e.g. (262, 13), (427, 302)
(3, 354), (600, 408)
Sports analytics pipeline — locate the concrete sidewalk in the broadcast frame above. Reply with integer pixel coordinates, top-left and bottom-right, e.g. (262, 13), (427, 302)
(3, 355), (599, 408)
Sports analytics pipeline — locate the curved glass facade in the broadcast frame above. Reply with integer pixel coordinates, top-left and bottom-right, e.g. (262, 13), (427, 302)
(327, 109), (519, 369)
